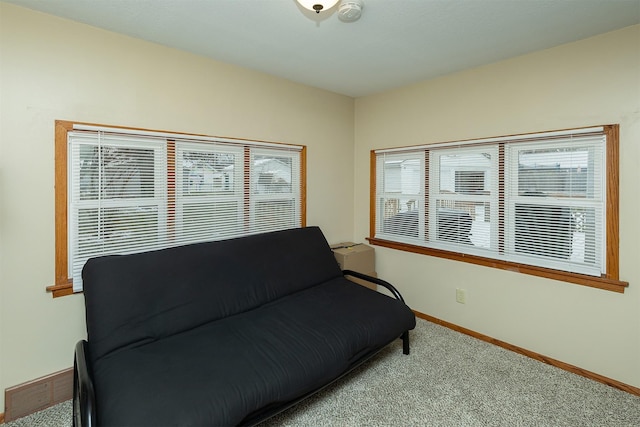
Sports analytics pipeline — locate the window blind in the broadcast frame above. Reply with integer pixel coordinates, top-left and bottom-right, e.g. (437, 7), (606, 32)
(503, 136), (605, 276)
(69, 131), (167, 291)
(375, 151), (424, 245)
(373, 127), (607, 277)
(68, 129), (303, 291)
(429, 145), (498, 254)
(250, 147), (302, 235)
(175, 141), (244, 244)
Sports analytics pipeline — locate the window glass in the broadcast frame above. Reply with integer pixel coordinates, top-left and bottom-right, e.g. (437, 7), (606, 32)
(431, 147), (497, 252)
(181, 150), (237, 195)
(79, 145), (156, 200)
(253, 154), (293, 194)
(517, 147), (593, 198)
(250, 149), (301, 235)
(506, 140), (604, 275)
(377, 153), (423, 241)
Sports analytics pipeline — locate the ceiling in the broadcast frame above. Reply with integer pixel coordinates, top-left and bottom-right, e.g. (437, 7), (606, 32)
(5, 0), (640, 97)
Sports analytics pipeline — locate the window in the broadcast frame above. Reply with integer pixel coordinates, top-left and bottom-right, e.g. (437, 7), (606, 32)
(49, 121), (306, 296)
(370, 125), (627, 293)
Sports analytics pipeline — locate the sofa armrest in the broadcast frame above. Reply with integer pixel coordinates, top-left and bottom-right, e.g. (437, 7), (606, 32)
(342, 270), (405, 303)
(73, 340), (97, 427)
(342, 270), (411, 355)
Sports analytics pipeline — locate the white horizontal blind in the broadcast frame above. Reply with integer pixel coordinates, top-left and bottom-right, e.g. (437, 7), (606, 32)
(249, 147), (302, 235)
(68, 129), (303, 291)
(69, 132), (167, 291)
(375, 151), (425, 244)
(374, 127), (607, 276)
(504, 136), (605, 275)
(175, 141), (244, 244)
(429, 145), (498, 254)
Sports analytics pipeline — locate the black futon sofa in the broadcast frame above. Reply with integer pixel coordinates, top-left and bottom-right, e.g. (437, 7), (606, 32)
(73, 226), (416, 426)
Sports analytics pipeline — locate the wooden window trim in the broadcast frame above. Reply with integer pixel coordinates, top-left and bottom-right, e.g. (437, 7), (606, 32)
(48, 120), (307, 298)
(368, 125), (628, 293)
(49, 121), (74, 297)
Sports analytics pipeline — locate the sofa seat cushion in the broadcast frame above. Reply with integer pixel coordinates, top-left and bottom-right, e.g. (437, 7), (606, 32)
(93, 278), (416, 426)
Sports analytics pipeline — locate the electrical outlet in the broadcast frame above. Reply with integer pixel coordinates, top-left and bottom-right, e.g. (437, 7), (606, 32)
(456, 288), (466, 304)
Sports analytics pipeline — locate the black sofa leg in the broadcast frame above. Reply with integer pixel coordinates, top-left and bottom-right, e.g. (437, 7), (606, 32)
(402, 331), (410, 355)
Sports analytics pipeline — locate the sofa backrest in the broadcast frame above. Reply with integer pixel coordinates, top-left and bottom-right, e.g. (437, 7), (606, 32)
(82, 226), (343, 361)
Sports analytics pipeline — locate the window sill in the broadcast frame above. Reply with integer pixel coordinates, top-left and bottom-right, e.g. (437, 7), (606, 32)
(46, 282), (75, 298)
(367, 237), (629, 293)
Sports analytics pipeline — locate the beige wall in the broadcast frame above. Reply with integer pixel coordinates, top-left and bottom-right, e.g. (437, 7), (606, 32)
(0, 3), (355, 409)
(355, 25), (640, 388)
(1, 1), (639, 413)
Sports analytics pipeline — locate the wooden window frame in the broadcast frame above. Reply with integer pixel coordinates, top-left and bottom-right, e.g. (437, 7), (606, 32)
(368, 125), (628, 293)
(47, 120), (307, 297)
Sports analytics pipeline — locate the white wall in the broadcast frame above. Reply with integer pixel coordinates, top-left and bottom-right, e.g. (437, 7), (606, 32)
(354, 25), (640, 389)
(0, 3), (355, 409)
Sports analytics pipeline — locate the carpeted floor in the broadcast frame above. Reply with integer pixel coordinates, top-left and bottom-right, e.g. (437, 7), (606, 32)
(6, 318), (640, 426)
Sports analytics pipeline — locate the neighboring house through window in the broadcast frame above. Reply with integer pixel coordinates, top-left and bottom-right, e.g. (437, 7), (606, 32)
(48, 121), (306, 296)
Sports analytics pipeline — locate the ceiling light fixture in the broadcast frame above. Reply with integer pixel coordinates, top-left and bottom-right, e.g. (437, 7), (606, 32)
(296, 0), (340, 14)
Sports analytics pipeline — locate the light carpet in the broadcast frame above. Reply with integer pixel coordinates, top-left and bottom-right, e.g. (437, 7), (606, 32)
(6, 318), (640, 426)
